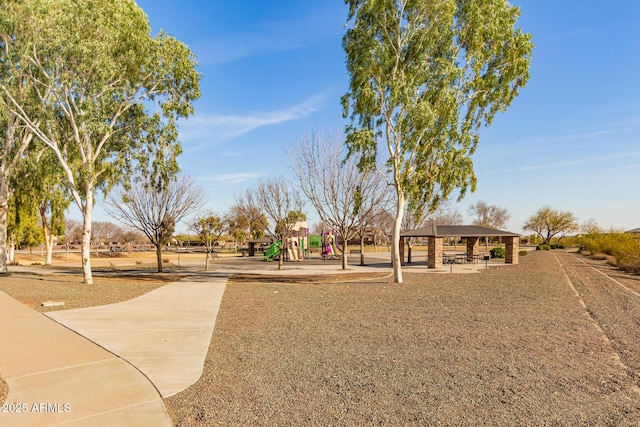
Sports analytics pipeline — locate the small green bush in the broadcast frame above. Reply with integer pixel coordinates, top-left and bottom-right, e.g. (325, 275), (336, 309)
(549, 244), (565, 250)
(537, 244), (551, 251)
(518, 250), (528, 256)
(490, 246), (505, 258)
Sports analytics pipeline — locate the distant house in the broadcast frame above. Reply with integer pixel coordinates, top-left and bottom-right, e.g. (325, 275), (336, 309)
(626, 228), (640, 236)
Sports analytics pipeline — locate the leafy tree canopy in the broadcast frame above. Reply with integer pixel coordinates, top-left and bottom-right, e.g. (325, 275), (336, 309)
(342, 0), (533, 282)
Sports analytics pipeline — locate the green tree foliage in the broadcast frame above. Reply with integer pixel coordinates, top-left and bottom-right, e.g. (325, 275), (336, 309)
(226, 203), (267, 244)
(7, 188), (42, 257)
(0, 2), (38, 271)
(189, 212), (227, 271)
(523, 206), (578, 245)
(342, 0), (533, 282)
(0, 0), (201, 283)
(11, 148), (69, 265)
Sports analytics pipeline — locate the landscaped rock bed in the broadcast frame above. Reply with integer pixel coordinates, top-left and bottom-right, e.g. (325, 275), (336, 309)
(0, 377), (6, 406)
(165, 251), (640, 425)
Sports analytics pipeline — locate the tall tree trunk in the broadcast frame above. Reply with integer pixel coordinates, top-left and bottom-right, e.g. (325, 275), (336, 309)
(0, 178), (8, 273)
(205, 249), (210, 271)
(156, 244), (163, 273)
(7, 236), (15, 263)
(341, 240), (348, 270)
(44, 230), (54, 265)
(278, 242), (283, 270)
(360, 234), (365, 266)
(80, 189), (94, 285)
(391, 194), (405, 283)
(40, 208), (55, 265)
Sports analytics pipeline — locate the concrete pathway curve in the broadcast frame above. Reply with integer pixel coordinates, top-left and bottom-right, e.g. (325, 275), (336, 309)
(46, 273), (228, 398)
(0, 290), (172, 427)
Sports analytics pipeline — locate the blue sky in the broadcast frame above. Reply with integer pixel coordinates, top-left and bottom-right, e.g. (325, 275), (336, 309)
(95, 0), (640, 234)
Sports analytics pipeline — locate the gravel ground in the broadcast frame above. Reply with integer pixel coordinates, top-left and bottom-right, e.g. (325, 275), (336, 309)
(0, 377), (6, 406)
(0, 271), (180, 313)
(165, 251), (640, 426)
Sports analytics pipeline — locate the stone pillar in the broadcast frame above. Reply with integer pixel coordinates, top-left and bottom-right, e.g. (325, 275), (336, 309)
(466, 237), (479, 262)
(428, 237), (443, 269)
(505, 236), (519, 264)
(399, 237), (405, 266)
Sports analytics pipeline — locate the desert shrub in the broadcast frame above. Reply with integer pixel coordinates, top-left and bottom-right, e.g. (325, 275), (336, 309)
(518, 250), (528, 256)
(549, 243), (565, 249)
(579, 232), (640, 274)
(163, 258), (170, 263)
(537, 244), (551, 251)
(490, 246), (505, 258)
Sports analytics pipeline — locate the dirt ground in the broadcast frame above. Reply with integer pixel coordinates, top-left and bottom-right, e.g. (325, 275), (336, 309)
(165, 251), (640, 426)
(0, 272), (180, 313)
(3, 250), (640, 424)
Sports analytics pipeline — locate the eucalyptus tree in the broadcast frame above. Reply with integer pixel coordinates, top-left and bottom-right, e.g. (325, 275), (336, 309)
(0, 5), (37, 272)
(342, 0), (533, 282)
(105, 175), (205, 273)
(0, 0), (201, 284)
(12, 149), (69, 265)
(289, 131), (390, 269)
(7, 188), (42, 260)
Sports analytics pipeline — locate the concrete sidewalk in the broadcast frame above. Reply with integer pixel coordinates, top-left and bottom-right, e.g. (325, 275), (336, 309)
(0, 290), (172, 427)
(46, 273), (228, 398)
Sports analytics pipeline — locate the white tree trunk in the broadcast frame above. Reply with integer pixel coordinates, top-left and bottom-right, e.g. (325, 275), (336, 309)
(81, 193), (94, 285)
(391, 193), (406, 283)
(44, 230), (55, 265)
(0, 178), (8, 273)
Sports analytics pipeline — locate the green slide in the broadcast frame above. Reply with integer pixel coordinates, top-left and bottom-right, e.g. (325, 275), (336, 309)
(263, 241), (281, 262)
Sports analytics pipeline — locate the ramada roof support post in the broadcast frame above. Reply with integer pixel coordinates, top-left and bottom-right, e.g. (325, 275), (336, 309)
(505, 236), (519, 264)
(428, 237), (443, 269)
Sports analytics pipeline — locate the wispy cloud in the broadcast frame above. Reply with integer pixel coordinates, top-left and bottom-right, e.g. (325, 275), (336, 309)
(193, 11), (342, 65)
(484, 151), (640, 175)
(179, 91), (329, 151)
(548, 20), (639, 41)
(201, 173), (262, 185)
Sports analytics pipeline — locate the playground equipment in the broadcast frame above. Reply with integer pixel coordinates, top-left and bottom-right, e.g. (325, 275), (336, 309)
(262, 241), (281, 262)
(261, 221), (310, 262)
(321, 230), (338, 259)
(287, 221), (309, 261)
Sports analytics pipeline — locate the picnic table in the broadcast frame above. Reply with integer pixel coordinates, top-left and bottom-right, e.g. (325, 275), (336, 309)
(443, 254), (485, 264)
